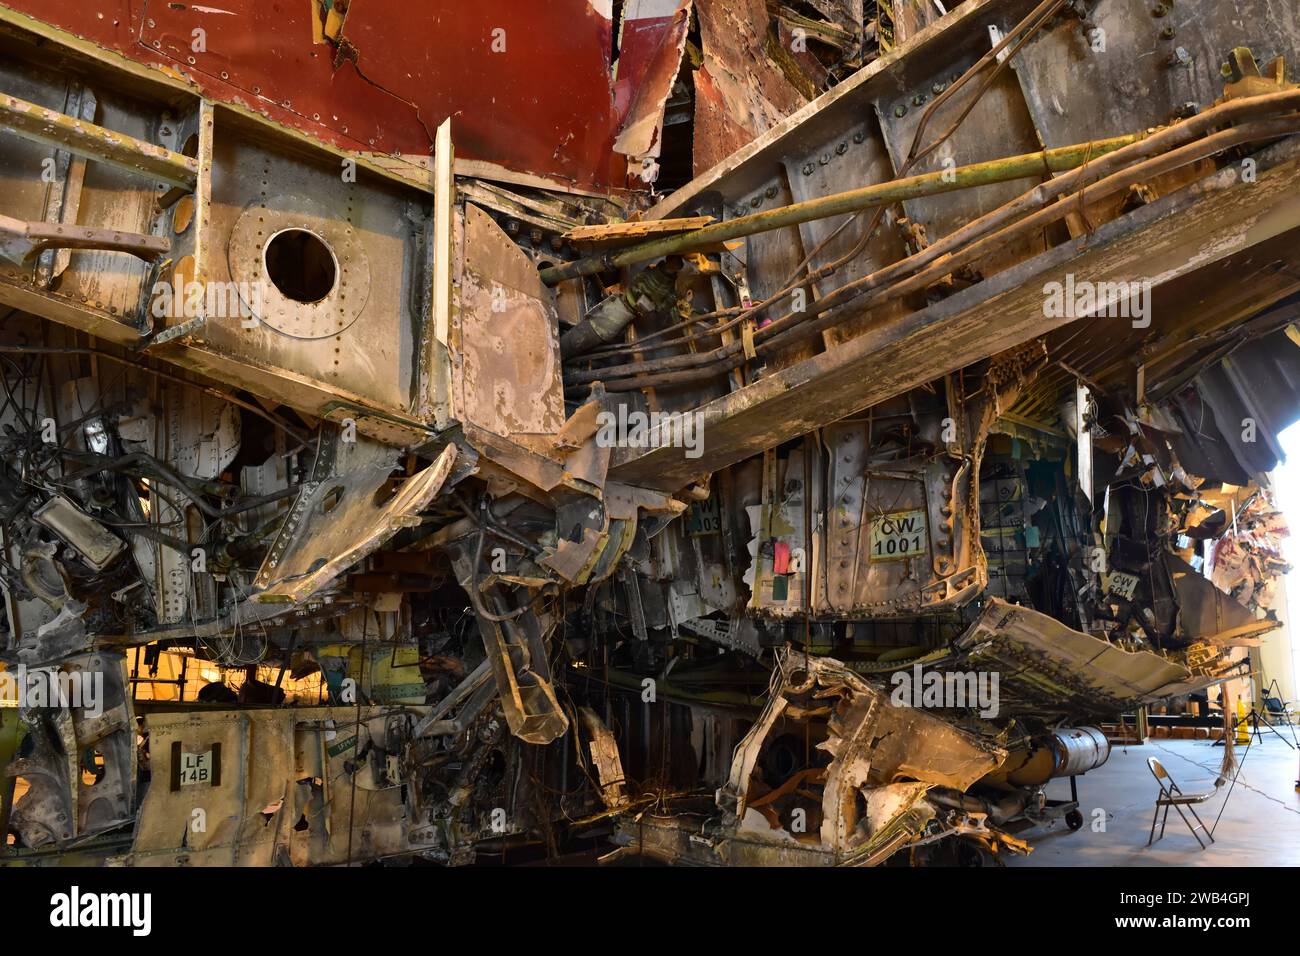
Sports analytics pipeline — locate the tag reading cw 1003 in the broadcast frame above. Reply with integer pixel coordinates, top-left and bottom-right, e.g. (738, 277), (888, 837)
(870, 510), (927, 561)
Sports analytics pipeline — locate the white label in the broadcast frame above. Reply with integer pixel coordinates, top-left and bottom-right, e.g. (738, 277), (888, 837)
(179, 749), (213, 786)
(1106, 571), (1139, 601)
(870, 510), (927, 562)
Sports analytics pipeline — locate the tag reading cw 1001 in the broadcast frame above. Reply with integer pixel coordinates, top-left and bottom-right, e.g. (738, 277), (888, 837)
(870, 510), (927, 561)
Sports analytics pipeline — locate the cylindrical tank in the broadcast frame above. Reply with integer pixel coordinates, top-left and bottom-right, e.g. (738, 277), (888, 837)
(997, 726), (1111, 786)
(1051, 726), (1111, 778)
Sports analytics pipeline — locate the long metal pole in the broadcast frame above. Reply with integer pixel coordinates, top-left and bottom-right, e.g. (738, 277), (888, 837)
(540, 133), (1147, 285)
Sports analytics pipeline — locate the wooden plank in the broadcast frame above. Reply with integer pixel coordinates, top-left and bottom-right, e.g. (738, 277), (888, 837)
(566, 216), (715, 249)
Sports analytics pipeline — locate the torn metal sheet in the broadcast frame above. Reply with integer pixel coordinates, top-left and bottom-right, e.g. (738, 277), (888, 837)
(4, 652), (135, 849)
(131, 707), (431, 866)
(254, 437), (456, 604)
(5, 0), (1300, 874)
(1169, 554), (1279, 646)
(693, 0), (809, 176)
(455, 205), (567, 451)
(951, 599), (1236, 717)
(613, 0), (693, 174)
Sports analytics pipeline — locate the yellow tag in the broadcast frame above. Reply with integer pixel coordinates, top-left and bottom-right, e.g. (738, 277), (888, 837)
(325, 7), (345, 40)
(686, 253), (719, 275)
(310, 0), (325, 43)
(742, 320), (757, 360)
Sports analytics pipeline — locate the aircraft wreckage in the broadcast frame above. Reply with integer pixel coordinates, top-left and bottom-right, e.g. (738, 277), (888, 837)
(2, 0), (1299, 866)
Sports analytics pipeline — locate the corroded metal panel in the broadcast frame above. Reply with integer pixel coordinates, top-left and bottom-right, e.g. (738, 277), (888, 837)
(454, 204), (565, 443)
(0, 0), (626, 190)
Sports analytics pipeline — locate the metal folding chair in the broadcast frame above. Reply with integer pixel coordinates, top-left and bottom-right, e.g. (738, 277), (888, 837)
(1146, 757), (1215, 849)
(1262, 695), (1296, 726)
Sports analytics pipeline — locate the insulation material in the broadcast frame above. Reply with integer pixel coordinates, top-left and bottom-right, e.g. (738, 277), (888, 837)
(1209, 491), (1291, 612)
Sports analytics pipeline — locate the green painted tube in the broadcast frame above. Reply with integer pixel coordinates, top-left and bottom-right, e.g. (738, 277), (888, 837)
(539, 132), (1148, 286)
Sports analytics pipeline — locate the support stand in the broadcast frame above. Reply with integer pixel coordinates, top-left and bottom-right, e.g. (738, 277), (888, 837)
(1212, 707), (1295, 749)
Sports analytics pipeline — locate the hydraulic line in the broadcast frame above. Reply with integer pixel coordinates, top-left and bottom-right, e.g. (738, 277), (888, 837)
(564, 135), (1146, 372)
(753, 119), (1300, 364)
(545, 133), (1135, 282)
(556, 0), (1071, 366)
(567, 93), (1300, 391)
(597, 117), (1297, 392)
(541, 0), (1070, 287)
(0, 344), (311, 445)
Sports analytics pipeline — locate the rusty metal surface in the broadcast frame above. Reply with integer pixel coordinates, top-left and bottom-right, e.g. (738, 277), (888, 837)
(455, 204), (566, 445)
(873, 53), (1048, 273)
(0, 88), (196, 188)
(952, 600), (1237, 716)
(776, 111), (912, 345)
(693, 0), (809, 177)
(650, 0), (1038, 218)
(5, 0), (1300, 874)
(131, 706), (427, 866)
(708, 650), (1006, 864)
(613, 0), (692, 168)
(1015, 0), (1300, 149)
(0, 0), (625, 190)
(610, 134), (1300, 489)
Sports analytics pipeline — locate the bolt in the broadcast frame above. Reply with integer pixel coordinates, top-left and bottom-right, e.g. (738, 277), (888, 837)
(912, 93), (928, 107)
(765, 185), (778, 199)
(802, 162), (815, 176)
(1152, 3), (1169, 16)
(853, 130), (866, 144)
(1161, 24), (1176, 39)
(819, 153), (831, 165)
(932, 81), (948, 96)
(894, 103), (909, 118)
(836, 141), (848, 155)
(750, 195), (762, 207)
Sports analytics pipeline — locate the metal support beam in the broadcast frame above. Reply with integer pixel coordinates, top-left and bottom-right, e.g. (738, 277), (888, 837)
(540, 133), (1146, 284)
(0, 213), (169, 263)
(608, 139), (1300, 490)
(0, 91), (198, 189)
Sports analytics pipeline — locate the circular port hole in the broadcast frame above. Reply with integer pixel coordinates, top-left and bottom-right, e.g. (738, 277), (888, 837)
(264, 228), (337, 303)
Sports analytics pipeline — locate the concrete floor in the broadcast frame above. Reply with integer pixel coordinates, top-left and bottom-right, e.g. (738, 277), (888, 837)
(1008, 734), (1300, 866)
